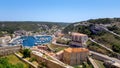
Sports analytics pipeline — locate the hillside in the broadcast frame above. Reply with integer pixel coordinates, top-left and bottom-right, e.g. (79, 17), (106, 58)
(63, 18), (120, 34)
(0, 21), (69, 36)
(63, 18), (120, 54)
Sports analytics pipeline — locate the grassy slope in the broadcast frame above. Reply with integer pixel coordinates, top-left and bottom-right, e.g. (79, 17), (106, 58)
(93, 32), (120, 49)
(6, 54), (29, 68)
(94, 59), (105, 68)
(87, 40), (111, 55)
(49, 44), (68, 52)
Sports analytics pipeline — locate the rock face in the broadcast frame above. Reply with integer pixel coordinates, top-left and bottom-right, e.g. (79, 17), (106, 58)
(89, 24), (104, 34)
(0, 36), (11, 46)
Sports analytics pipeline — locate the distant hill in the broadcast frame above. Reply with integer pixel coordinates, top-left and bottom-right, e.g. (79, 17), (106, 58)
(0, 21), (69, 33)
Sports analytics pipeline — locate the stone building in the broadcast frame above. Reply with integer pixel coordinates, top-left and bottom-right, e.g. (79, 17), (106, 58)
(0, 46), (22, 56)
(63, 47), (89, 65)
(70, 32), (88, 47)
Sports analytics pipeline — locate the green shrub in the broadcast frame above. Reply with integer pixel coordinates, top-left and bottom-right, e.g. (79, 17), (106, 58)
(22, 48), (31, 58)
(29, 57), (36, 62)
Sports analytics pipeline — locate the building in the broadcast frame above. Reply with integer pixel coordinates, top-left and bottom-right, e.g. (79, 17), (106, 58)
(37, 45), (48, 50)
(63, 47), (89, 65)
(55, 32), (64, 37)
(0, 36), (11, 46)
(71, 32), (88, 44)
(70, 32), (88, 47)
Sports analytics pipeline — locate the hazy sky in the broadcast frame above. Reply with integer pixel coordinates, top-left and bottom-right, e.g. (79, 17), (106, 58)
(0, 0), (120, 23)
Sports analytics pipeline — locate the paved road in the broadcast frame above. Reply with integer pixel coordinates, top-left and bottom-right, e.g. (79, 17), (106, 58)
(88, 57), (100, 68)
(89, 38), (113, 52)
(90, 51), (120, 64)
(100, 25), (120, 38)
(52, 38), (69, 46)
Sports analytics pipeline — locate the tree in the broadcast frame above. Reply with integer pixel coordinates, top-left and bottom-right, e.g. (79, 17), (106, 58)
(22, 48), (31, 58)
(112, 44), (120, 53)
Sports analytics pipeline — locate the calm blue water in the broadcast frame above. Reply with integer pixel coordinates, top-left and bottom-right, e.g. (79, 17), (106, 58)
(12, 36), (52, 47)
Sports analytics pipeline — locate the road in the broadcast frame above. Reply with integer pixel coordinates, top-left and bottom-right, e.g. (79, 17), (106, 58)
(88, 57), (100, 68)
(100, 25), (120, 38)
(89, 38), (113, 52)
(90, 51), (120, 64)
(52, 38), (69, 46)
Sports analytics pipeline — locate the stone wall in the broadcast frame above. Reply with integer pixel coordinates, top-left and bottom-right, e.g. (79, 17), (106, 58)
(91, 53), (110, 62)
(31, 53), (67, 68)
(14, 53), (37, 68)
(0, 46), (22, 56)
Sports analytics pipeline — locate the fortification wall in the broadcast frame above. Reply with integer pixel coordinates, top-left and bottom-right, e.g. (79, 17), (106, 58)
(0, 46), (22, 56)
(31, 53), (66, 68)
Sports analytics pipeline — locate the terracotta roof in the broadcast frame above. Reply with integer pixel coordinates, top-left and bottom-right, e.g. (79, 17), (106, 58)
(71, 32), (87, 36)
(57, 33), (64, 36)
(64, 47), (89, 53)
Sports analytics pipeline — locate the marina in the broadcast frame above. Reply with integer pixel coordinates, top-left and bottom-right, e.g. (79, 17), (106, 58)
(10, 35), (52, 47)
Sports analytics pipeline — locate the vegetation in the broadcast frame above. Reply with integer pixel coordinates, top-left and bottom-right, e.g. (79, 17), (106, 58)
(75, 25), (91, 36)
(87, 18), (113, 24)
(107, 25), (120, 35)
(49, 44), (68, 52)
(63, 24), (105, 37)
(87, 40), (112, 55)
(63, 18), (120, 34)
(56, 38), (71, 45)
(38, 62), (47, 68)
(0, 21), (69, 37)
(93, 32), (120, 54)
(17, 52), (39, 67)
(94, 59), (105, 68)
(22, 48), (31, 58)
(29, 57), (37, 62)
(0, 54), (29, 68)
(82, 62), (93, 68)
(63, 18), (120, 54)
(73, 62), (93, 68)
(112, 43), (120, 53)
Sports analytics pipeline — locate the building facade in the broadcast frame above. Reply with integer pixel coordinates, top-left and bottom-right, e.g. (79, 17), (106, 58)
(63, 48), (89, 65)
(71, 33), (88, 44)
(70, 32), (88, 47)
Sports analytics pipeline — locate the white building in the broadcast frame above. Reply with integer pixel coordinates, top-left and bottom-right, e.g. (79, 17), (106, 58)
(0, 36), (11, 46)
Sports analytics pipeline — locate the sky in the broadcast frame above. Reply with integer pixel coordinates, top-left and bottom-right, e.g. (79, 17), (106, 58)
(0, 0), (120, 23)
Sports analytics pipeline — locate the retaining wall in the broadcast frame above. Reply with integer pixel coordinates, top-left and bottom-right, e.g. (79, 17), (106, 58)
(0, 46), (22, 57)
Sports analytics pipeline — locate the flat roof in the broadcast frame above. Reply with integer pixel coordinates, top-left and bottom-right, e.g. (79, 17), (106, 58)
(71, 32), (87, 36)
(64, 47), (89, 53)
